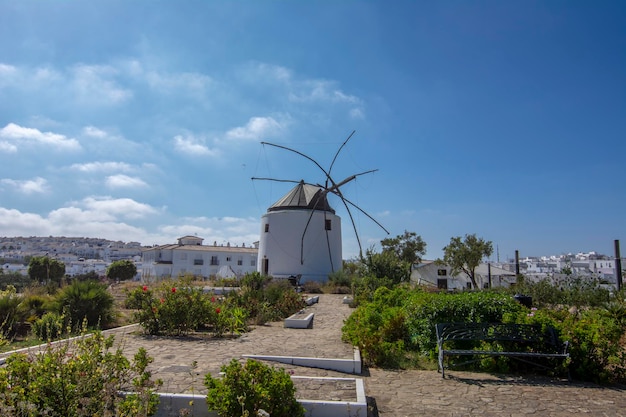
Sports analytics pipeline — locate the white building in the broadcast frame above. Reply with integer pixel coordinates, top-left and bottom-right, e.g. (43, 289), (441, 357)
(257, 181), (342, 283)
(411, 261), (517, 290)
(141, 235), (258, 281)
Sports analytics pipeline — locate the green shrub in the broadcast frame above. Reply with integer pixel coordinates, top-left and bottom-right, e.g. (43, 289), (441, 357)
(32, 312), (66, 341)
(343, 287), (524, 366)
(0, 331), (161, 417)
(54, 280), (115, 329)
(19, 293), (52, 323)
(404, 290), (523, 357)
(328, 269), (352, 287)
(240, 272), (267, 291)
(507, 277), (611, 308)
(205, 359), (304, 417)
(351, 273), (394, 306)
(0, 286), (22, 336)
(302, 280), (323, 294)
(343, 285), (626, 382)
(504, 304), (626, 383)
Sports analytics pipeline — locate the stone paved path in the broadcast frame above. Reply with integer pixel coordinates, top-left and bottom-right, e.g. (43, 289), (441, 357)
(6, 293), (625, 416)
(106, 293), (626, 416)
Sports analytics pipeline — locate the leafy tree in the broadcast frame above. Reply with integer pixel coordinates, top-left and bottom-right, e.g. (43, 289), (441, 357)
(72, 270), (100, 282)
(28, 256), (65, 285)
(442, 234), (493, 289)
(106, 259), (137, 281)
(380, 230), (427, 265)
(0, 271), (31, 292)
(368, 231), (426, 284)
(365, 247), (410, 284)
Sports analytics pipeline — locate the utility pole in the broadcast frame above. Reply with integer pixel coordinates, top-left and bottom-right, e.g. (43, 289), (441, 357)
(615, 240), (622, 292)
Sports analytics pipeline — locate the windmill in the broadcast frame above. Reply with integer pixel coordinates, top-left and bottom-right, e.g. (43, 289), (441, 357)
(253, 131), (389, 282)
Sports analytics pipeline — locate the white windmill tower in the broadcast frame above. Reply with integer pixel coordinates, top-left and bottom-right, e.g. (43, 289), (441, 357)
(254, 131), (389, 283)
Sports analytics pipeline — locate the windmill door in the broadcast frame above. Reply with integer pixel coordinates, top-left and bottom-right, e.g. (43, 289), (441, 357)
(262, 258), (269, 276)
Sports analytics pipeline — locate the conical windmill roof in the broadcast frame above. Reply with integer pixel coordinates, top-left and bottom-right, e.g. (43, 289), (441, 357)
(268, 180), (335, 213)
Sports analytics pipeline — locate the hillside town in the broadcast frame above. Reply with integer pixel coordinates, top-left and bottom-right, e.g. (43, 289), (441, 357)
(1, 235), (622, 290)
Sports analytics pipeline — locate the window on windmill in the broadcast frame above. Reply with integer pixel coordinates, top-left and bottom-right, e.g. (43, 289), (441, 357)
(210, 256), (219, 266)
(437, 269), (447, 276)
(264, 224), (269, 233)
(237, 257), (243, 266)
(325, 219), (332, 231)
(226, 256), (232, 262)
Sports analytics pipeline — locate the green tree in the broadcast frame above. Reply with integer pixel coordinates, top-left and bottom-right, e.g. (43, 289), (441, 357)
(28, 256), (65, 285)
(380, 230), (427, 265)
(442, 234), (493, 289)
(365, 247), (410, 284)
(378, 231), (427, 283)
(106, 259), (138, 281)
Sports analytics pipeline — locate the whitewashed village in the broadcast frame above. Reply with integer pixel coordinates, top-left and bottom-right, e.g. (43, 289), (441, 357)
(2, 173), (621, 290)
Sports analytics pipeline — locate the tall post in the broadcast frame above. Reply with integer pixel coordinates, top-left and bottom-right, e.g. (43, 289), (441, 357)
(488, 262), (492, 289)
(515, 250), (520, 276)
(615, 240), (622, 292)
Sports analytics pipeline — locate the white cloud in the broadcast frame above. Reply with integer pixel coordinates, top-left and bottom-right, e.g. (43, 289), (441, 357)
(245, 62), (292, 83)
(173, 134), (219, 157)
(290, 79), (361, 104)
(349, 107), (365, 119)
(123, 59), (213, 99)
(0, 141), (17, 153)
(80, 196), (159, 220)
(105, 174), (148, 189)
(70, 161), (133, 173)
(0, 208), (51, 235)
(1, 177), (49, 194)
(82, 126), (108, 138)
(225, 116), (285, 141)
(159, 215), (260, 247)
(0, 63), (18, 87)
(0, 205), (260, 248)
(71, 64), (133, 105)
(0, 123), (81, 151)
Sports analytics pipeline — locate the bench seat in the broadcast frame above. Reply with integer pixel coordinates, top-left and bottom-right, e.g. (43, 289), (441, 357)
(436, 322), (570, 379)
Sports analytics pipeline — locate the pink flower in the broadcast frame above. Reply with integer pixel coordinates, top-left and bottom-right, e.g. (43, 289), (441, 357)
(160, 298), (165, 304)
(142, 285), (148, 292)
(211, 296), (216, 303)
(171, 287), (176, 293)
(215, 308), (221, 314)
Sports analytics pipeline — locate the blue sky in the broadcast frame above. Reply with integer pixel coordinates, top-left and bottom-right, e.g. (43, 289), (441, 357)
(0, 0), (624, 261)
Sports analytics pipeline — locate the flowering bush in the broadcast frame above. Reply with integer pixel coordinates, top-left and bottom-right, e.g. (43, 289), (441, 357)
(126, 275), (304, 336)
(0, 331), (161, 416)
(205, 359), (304, 417)
(126, 279), (214, 336)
